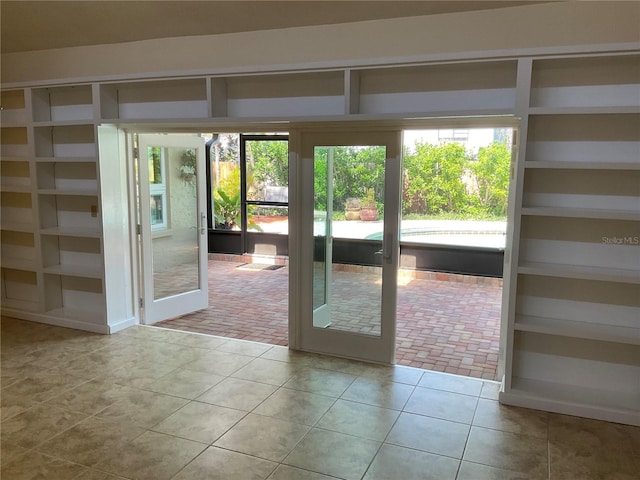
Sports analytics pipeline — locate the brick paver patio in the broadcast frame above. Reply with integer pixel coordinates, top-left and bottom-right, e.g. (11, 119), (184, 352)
(157, 258), (502, 380)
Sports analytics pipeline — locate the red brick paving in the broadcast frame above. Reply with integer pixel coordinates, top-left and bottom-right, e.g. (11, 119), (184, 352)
(157, 258), (502, 380)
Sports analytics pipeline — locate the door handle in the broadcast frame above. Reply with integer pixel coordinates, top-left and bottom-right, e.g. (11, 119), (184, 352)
(383, 233), (392, 260)
(200, 212), (207, 235)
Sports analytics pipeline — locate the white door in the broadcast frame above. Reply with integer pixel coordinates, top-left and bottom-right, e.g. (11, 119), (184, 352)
(296, 130), (402, 364)
(138, 134), (208, 324)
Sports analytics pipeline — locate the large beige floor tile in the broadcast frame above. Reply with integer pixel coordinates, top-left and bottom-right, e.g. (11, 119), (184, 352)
(404, 386), (478, 424)
(457, 461), (531, 479)
(363, 443), (459, 480)
(181, 349), (255, 376)
(418, 370), (483, 396)
(472, 398), (548, 438)
(127, 368), (225, 399)
(173, 446), (277, 480)
(386, 411), (469, 458)
(152, 401), (246, 444)
(197, 377), (278, 411)
(463, 426), (548, 479)
(549, 413), (639, 479)
(357, 364), (425, 385)
(0, 450), (89, 480)
(267, 465), (337, 480)
(36, 415), (146, 466)
(218, 338), (273, 357)
(283, 368), (356, 397)
(214, 413), (310, 462)
(94, 430), (205, 480)
(232, 358), (303, 386)
(316, 399), (399, 441)
(44, 378), (137, 415)
(95, 389), (188, 428)
(341, 376), (414, 410)
(1, 404), (87, 449)
(284, 428), (380, 480)
(253, 387), (335, 426)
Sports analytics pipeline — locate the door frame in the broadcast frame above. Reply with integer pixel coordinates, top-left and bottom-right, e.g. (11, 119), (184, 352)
(136, 133), (209, 324)
(289, 128), (403, 364)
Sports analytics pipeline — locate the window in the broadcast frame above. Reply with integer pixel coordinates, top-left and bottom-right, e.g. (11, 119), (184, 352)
(148, 146), (168, 231)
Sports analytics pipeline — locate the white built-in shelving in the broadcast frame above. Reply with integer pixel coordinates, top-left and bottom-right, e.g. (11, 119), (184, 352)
(0, 48), (638, 425)
(500, 53), (640, 426)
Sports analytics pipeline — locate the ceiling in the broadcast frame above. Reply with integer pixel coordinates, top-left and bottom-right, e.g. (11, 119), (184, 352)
(1, 1), (545, 54)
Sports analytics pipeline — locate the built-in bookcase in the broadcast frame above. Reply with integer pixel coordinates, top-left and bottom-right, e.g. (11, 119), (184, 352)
(0, 50), (638, 425)
(500, 53), (640, 426)
(1, 85), (130, 333)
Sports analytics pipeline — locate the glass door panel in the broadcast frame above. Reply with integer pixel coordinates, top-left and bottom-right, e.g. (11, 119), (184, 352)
(138, 134), (208, 324)
(298, 130), (401, 364)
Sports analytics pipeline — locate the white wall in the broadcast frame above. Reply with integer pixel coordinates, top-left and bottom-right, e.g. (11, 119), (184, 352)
(2, 2), (638, 86)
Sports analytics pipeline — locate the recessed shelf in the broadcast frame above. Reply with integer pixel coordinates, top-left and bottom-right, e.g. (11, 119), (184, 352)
(1, 268), (39, 313)
(36, 161), (98, 193)
(1, 230), (36, 271)
(529, 106), (640, 115)
(39, 226), (101, 238)
(357, 61), (517, 115)
(0, 126), (29, 157)
(0, 89), (28, 125)
(524, 161), (640, 170)
(44, 274), (105, 325)
(502, 377), (640, 425)
(526, 113), (640, 163)
(518, 262), (640, 284)
(38, 194), (101, 232)
(32, 85), (94, 123)
(514, 315), (640, 345)
(530, 54), (640, 110)
(100, 78), (208, 120)
(34, 124), (96, 158)
(521, 207), (640, 221)
(1, 191), (33, 229)
(41, 234), (103, 279)
(225, 72), (345, 118)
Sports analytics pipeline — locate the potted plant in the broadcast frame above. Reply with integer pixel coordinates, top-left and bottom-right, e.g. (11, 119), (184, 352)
(213, 188), (240, 229)
(359, 188), (378, 221)
(213, 188), (263, 231)
(344, 197), (361, 220)
(179, 149), (197, 183)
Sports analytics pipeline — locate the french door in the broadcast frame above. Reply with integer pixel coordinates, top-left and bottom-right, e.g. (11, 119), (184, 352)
(138, 134), (208, 324)
(295, 130), (402, 364)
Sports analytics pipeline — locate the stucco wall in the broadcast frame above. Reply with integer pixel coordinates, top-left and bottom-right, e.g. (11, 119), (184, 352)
(2, 2), (638, 86)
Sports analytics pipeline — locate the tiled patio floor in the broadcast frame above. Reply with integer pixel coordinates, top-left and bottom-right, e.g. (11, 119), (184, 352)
(158, 260), (502, 380)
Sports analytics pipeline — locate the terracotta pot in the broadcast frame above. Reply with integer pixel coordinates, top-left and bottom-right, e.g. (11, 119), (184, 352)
(345, 209), (361, 220)
(359, 207), (378, 221)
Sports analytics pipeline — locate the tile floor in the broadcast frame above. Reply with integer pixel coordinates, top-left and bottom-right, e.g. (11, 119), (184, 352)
(2, 316), (639, 480)
(158, 259), (502, 380)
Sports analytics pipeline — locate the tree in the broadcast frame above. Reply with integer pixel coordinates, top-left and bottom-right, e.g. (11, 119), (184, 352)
(403, 142), (470, 215)
(246, 139), (289, 191)
(470, 141), (511, 216)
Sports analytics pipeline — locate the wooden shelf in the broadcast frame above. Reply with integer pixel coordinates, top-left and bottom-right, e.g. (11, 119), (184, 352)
(42, 264), (103, 279)
(1, 221), (34, 233)
(518, 262), (640, 284)
(43, 307), (106, 325)
(38, 188), (99, 196)
(502, 377), (640, 425)
(514, 315), (640, 345)
(521, 206), (640, 221)
(0, 257), (37, 271)
(524, 161), (640, 171)
(528, 106), (640, 115)
(32, 85), (94, 123)
(35, 156), (97, 163)
(39, 226), (101, 238)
